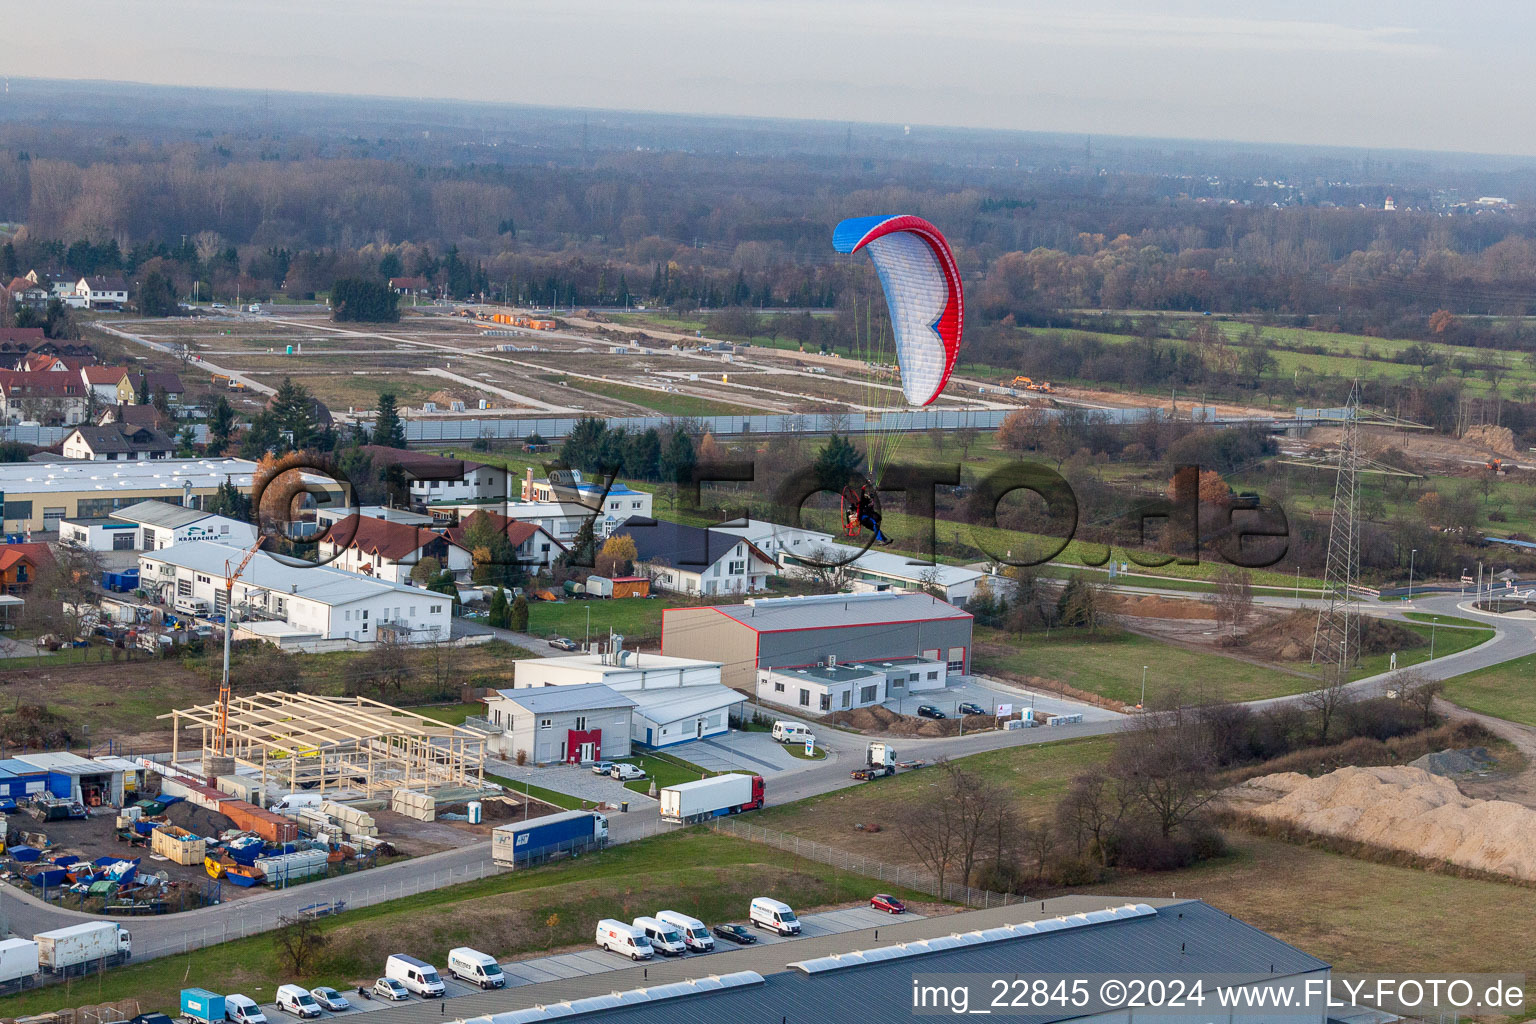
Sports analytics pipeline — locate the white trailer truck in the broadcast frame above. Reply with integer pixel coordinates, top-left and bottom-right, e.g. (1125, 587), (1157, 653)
(0, 938), (39, 989)
(35, 922), (131, 974)
(659, 773), (764, 824)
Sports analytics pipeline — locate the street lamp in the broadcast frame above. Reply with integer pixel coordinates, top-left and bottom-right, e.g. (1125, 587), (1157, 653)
(1407, 548), (1417, 606)
(1139, 665), (1148, 709)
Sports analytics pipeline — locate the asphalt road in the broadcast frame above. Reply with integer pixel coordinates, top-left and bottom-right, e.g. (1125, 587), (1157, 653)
(4, 592), (1526, 961)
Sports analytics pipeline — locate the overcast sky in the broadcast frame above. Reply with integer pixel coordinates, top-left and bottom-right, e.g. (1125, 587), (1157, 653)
(11, 0), (1536, 155)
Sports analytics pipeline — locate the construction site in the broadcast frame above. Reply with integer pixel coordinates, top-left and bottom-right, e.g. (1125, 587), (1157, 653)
(161, 691), (488, 806)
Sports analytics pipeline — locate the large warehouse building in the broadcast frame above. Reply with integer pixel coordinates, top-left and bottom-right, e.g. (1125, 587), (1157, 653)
(662, 591), (973, 691)
(140, 540), (454, 645)
(0, 458), (262, 534)
(427, 897), (1331, 1024)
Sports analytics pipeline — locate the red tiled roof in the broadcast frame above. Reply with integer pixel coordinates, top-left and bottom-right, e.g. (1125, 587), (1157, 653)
(82, 366), (130, 385)
(443, 510), (556, 550)
(326, 514), (465, 562)
(0, 543), (54, 574)
(0, 371), (85, 398)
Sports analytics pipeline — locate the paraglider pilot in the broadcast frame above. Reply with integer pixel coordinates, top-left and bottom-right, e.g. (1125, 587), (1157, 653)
(849, 484), (893, 545)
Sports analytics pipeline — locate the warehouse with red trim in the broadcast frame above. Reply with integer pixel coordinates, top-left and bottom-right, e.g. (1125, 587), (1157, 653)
(661, 591), (973, 693)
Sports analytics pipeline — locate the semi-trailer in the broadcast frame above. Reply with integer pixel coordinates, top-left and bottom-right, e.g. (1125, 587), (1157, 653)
(492, 810), (609, 868)
(659, 774), (765, 824)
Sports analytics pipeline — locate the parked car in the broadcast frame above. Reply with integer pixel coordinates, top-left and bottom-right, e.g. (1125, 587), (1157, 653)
(373, 978), (409, 1001)
(275, 986), (322, 1019)
(711, 923), (757, 945)
(956, 702), (986, 716)
(590, 760), (616, 776)
(309, 988), (350, 1012)
(610, 763), (646, 782)
(548, 637), (579, 651)
(916, 704), (946, 719)
(870, 893), (907, 914)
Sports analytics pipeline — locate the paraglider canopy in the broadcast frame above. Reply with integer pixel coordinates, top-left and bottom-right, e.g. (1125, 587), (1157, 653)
(832, 214), (963, 407)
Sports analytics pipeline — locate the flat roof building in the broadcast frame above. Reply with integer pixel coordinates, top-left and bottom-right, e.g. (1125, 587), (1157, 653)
(139, 540), (454, 646)
(513, 650), (742, 749)
(0, 458), (260, 534)
(664, 591), (973, 691)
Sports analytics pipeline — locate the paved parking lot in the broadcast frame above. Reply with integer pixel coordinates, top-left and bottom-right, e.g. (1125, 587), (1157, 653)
(261, 903), (924, 1016)
(487, 759), (653, 805)
(883, 676), (1120, 724)
(682, 731), (803, 773)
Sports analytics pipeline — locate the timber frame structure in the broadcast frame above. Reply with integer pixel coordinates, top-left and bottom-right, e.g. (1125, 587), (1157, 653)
(161, 692), (486, 797)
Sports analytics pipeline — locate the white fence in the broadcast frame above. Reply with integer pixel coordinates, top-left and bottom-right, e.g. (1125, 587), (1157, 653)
(131, 858), (499, 961)
(708, 818), (1026, 910)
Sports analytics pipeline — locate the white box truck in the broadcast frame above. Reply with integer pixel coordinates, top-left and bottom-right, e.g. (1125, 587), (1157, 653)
(448, 947), (506, 989)
(35, 922), (131, 973)
(659, 773), (764, 824)
(0, 938), (39, 987)
(656, 911), (713, 953)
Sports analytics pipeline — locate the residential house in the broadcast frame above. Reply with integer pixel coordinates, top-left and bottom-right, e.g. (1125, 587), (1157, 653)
(76, 276), (128, 310)
(0, 543), (54, 594)
(611, 516), (773, 596)
(4, 278), (51, 312)
(711, 518), (836, 569)
(442, 511), (566, 573)
(60, 423), (175, 461)
(316, 513), (474, 585)
(42, 272), (81, 306)
(362, 446), (506, 504)
(81, 366), (135, 405)
(387, 276), (431, 295)
(19, 353), (91, 373)
(0, 327), (47, 357)
(0, 370), (90, 425)
(98, 403), (170, 430)
(132, 371), (185, 408)
(518, 467), (652, 531)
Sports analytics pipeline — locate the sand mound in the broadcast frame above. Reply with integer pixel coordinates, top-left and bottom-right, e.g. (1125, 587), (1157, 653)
(1107, 594), (1216, 620)
(1462, 424), (1520, 457)
(1230, 765), (1536, 881)
(824, 704), (993, 737)
(1241, 610), (1424, 662)
(1409, 747), (1495, 778)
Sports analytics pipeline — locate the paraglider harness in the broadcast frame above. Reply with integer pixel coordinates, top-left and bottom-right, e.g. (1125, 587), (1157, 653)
(842, 483), (892, 545)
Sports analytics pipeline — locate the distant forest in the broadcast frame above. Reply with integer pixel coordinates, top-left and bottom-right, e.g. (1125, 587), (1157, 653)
(4, 81), (1536, 340)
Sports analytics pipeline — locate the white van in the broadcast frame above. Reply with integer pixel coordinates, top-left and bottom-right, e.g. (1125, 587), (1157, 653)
(271, 793), (325, 816)
(224, 995), (267, 1024)
(275, 985), (321, 1019)
(385, 953), (446, 997)
(595, 919), (653, 961)
(772, 721), (814, 744)
(632, 916), (686, 956)
(657, 910), (714, 953)
(173, 595), (212, 617)
(448, 947), (506, 989)
(749, 897), (800, 936)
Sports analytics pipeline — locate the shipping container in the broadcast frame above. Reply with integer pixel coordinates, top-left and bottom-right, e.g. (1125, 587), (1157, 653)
(0, 938), (38, 987)
(492, 811), (608, 868)
(181, 988), (226, 1024)
(659, 774), (765, 824)
(150, 825), (207, 865)
(35, 922), (130, 972)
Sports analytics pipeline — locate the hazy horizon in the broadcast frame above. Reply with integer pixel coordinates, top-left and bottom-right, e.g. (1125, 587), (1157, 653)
(10, 0), (1536, 159)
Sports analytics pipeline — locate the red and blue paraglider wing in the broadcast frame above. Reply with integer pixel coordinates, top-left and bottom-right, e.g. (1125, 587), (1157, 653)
(832, 214), (963, 407)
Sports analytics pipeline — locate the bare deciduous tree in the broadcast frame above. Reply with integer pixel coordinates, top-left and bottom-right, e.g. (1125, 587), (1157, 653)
(1056, 765), (1129, 866)
(793, 545), (855, 593)
(1213, 567), (1254, 636)
(1108, 703), (1218, 838)
(274, 914), (328, 976)
(1302, 671), (1353, 743)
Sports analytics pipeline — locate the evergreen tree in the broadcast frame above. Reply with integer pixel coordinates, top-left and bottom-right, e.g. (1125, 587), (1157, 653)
(488, 587), (510, 629)
(812, 433), (865, 492)
(331, 278), (400, 323)
(209, 395), (236, 454)
(138, 269), (181, 316)
(135, 373), (150, 405)
(267, 377), (320, 451)
(625, 428), (662, 480)
(176, 425), (198, 457)
(206, 479), (251, 520)
(659, 429), (696, 485)
(377, 252), (403, 280)
(509, 594), (529, 632)
(561, 416), (607, 473)
(373, 392), (407, 448)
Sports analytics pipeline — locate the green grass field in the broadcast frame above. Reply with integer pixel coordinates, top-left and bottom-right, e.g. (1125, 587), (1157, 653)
(486, 772), (589, 811)
(1441, 651), (1536, 726)
(973, 626), (1316, 705)
(0, 830), (928, 1019)
(526, 597), (679, 642)
(1350, 621), (1493, 680)
(754, 735), (1115, 864)
(414, 702), (483, 726)
(619, 752), (710, 794)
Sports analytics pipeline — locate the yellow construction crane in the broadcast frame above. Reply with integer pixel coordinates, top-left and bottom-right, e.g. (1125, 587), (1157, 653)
(217, 534), (267, 755)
